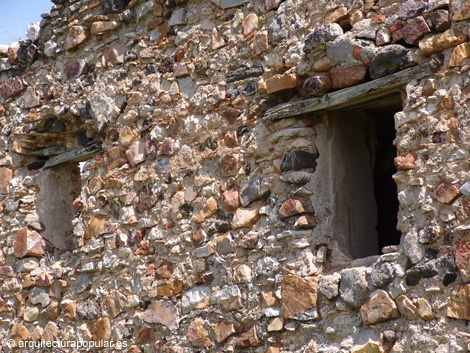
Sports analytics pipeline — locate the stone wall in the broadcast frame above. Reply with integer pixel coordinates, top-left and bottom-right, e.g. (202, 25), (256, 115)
(1, 0), (470, 352)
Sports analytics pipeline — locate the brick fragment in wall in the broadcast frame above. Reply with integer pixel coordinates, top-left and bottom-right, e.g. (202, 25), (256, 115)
(279, 198), (314, 219)
(331, 65), (367, 89)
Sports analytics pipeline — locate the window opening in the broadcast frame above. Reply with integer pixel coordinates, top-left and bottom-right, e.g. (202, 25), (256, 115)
(329, 100), (401, 259)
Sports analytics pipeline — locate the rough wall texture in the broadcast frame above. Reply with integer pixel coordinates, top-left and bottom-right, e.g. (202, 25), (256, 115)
(1, 0), (470, 352)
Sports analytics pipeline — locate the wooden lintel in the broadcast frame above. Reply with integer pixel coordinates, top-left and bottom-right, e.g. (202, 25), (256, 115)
(263, 64), (432, 121)
(43, 144), (101, 169)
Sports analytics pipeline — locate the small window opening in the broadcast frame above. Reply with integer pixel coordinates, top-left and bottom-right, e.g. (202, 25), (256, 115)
(36, 162), (81, 252)
(329, 97), (402, 259)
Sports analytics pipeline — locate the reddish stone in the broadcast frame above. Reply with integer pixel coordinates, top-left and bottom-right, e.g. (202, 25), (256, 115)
(85, 215), (105, 239)
(254, 31), (268, 55)
(392, 28), (405, 43)
(394, 152), (417, 170)
(398, 0), (427, 20)
(14, 227), (47, 258)
(431, 10), (451, 32)
(389, 23), (403, 34)
(219, 153), (239, 177)
(222, 108), (242, 124)
(433, 181), (460, 204)
(239, 231), (259, 248)
(128, 346), (143, 353)
(92, 317), (111, 343)
(35, 273), (53, 287)
(73, 198), (84, 212)
(266, 346), (281, 353)
(419, 29), (468, 56)
(0, 76), (25, 99)
(155, 259), (173, 279)
(231, 207), (261, 229)
(11, 323), (30, 346)
(174, 64), (190, 77)
(208, 86), (226, 105)
(224, 131), (238, 148)
(159, 137), (175, 156)
(282, 274), (318, 319)
(280, 198), (314, 219)
(260, 0), (283, 12)
(325, 6), (348, 25)
(243, 13), (258, 37)
(402, 16), (431, 45)
(353, 46), (362, 60)
(360, 290), (400, 325)
(452, 0), (470, 21)
(294, 215), (318, 229)
(192, 227), (206, 245)
(102, 43), (125, 67)
(0, 168), (13, 194)
(236, 326), (262, 347)
(0, 266), (15, 277)
(187, 317), (211, 347)
(23, 87), (40, 109)
(302, 73), (332, 97)
(0, 103), (5, 117)
(7, 44), (19, 65)
(331, 66), (367, 89)
(261, 289), (280, 307)
(157, 279), (184, 297)
(136, 328), (156, 344)
(40, 301), (61, 320)
(221, 186), (241, 212)
(105, 146), (127, 171)
(422, 79), (436, 96)
(65, 60), (87, 79)
(266, 73), (302, 94)
(65, 26), (90, 51)
(453, 235), (470, 276)
(376, 28), (391, 46)
(134, 241), (150, 255)
(64, 301), (77, 319)
(447, 284), (470, 320)
(40, 86), (53, 100)
(126, 140), (146, 167)
(212, 321), (236, 343)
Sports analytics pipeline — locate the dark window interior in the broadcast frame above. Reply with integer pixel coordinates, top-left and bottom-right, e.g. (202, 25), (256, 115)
(372, 109), (401, 253)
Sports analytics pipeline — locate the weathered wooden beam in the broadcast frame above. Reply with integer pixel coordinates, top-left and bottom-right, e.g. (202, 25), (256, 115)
(28, 146), (68, 156)
(43, 144), (101, 169)
(264, 64), (432, 121)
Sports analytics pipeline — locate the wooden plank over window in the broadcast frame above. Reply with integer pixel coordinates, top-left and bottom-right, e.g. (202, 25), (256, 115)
(263, 64), (432, 121)
(42, 144), (101, 169)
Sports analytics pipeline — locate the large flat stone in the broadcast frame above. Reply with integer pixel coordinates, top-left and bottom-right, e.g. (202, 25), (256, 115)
(143, 301), (179, 331)
(282, 274), (318, 319)
(0, 77), (25, 98)
(0, 168), (13, 194)
(360, 290), (400, 325)
(419, 29), (468, 56)
(447, 284), (470, 320)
